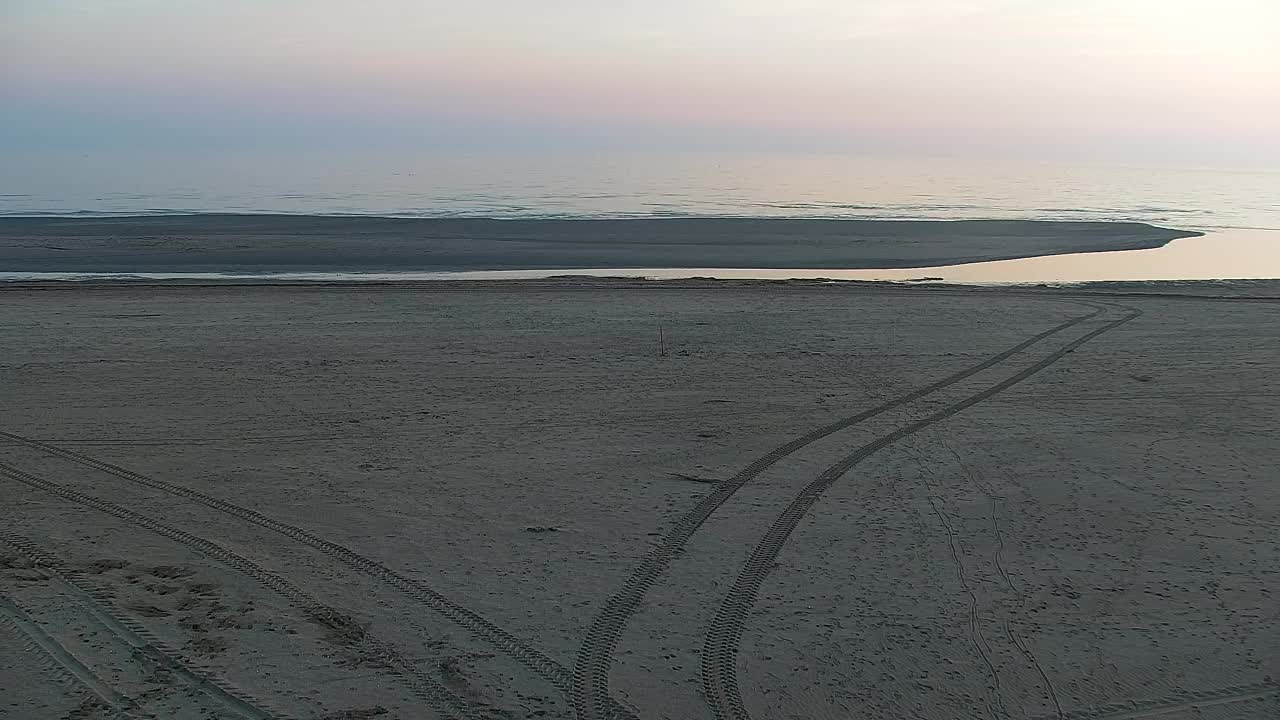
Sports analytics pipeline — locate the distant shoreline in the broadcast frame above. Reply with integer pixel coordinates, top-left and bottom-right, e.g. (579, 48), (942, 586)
(0, 215), (1202, 273)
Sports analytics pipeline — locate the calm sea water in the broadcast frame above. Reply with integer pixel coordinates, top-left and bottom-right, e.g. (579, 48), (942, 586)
(3, 151), (1278, 231)
(5, 151), (1279, 282)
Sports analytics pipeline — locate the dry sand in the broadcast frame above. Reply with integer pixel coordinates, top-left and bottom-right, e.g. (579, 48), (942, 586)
(1, 280), (1277, 719)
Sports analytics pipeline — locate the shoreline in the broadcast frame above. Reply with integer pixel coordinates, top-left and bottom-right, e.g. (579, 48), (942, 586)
(0, 215), (1200, 274)
(4, 226), (1277, 286)
(4, 277), (1280, 303)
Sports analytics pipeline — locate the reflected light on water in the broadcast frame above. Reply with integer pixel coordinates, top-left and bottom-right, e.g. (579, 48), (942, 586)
(850, 228), (1280, 283)
(427, 228), (1280, 283)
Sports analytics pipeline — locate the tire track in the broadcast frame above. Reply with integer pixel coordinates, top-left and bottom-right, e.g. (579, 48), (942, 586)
(701, 307), (1140, 720)
(0, 530), (286, 720)
(571, 304), (1104, 720)
(0, 592), (137, 718)
(0, 428), (632, 720)
(0, 461), (477, 720)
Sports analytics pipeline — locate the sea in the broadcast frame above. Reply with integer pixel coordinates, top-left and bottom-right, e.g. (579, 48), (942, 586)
(3, 151), (1278, 283)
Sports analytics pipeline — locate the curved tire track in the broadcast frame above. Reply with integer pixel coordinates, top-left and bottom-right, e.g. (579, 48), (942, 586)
(571, 304), (1105, 720)
(0, 530), (286, 720)
(0, 462), (476, 720)
(701, 307), (1141, 720)
(0, 429), (635, 720)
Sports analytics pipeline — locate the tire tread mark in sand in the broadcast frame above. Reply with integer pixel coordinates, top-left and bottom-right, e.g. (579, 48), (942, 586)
(0, 531), (286, 720)
(571, 305), (1104, 720)
(0, 462), (477, 720)
(0, 430), (632, 720)
(701, 308), (1140, 720)
(0, 592), (138, 717)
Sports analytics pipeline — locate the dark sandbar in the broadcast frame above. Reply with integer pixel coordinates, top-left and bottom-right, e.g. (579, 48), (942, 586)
(0, 215), (1202, 273)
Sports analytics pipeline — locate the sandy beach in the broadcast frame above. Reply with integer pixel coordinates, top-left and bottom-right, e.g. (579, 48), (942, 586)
(1, 280), (1277, 719)
(7, 0), (1277, 715)
(0, 216), (1200, 273)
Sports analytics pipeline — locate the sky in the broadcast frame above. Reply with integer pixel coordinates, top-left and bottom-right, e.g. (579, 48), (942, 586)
(3, 0), (1279, 165)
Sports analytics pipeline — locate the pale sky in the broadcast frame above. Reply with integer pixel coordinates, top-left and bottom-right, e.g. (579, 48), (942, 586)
(4, 0), (1278, 164)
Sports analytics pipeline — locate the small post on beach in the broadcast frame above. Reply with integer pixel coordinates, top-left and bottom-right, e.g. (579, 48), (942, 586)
(659, 324), (667, 357)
